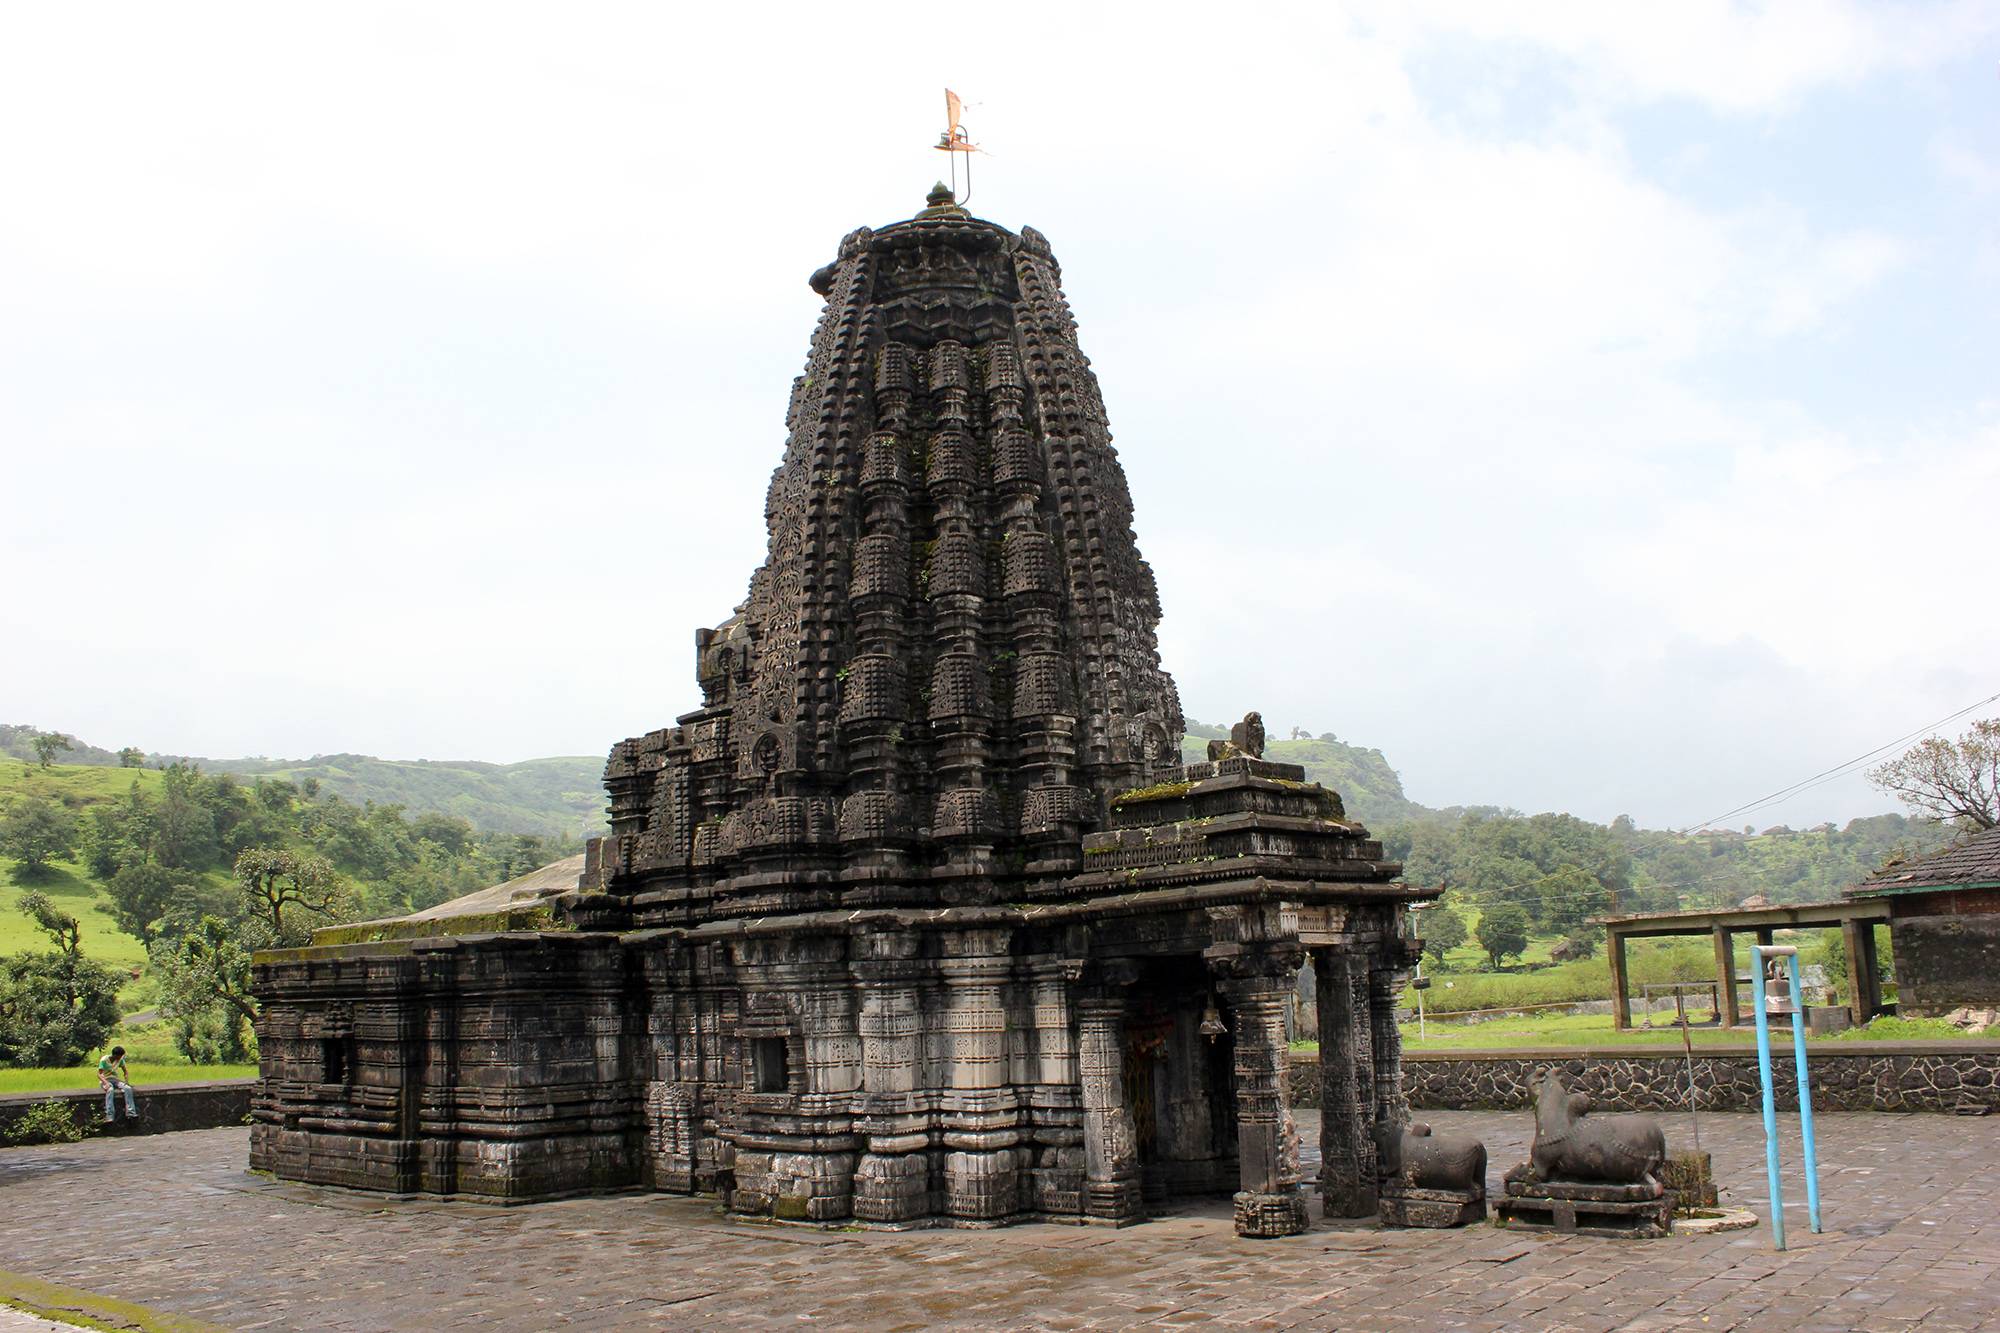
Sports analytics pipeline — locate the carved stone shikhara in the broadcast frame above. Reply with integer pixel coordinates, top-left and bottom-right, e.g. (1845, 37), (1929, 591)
(249, 188), (1433, 1238)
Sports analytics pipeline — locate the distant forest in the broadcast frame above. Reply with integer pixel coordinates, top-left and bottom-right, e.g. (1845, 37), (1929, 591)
(0, 725), (603, 839)
(1180, 717), (1948, 935)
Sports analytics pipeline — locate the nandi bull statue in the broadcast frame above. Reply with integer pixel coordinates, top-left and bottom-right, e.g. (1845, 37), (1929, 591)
(1495, 1069), (1675, 1238)
(1372, 1119), (1487, 1227)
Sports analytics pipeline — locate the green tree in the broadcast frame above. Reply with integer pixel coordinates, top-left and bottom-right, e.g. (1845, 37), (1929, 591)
(1476, 901), (1531, 970)
(0, 953), (123, 1066)
(1418, 904), (1467, 968)
(104, 860), (196, 940)
(505, 834), (547, 879)
(117, 746), (146, 768)
(1552, 928), (1600, 961)
(153, 763), (219, 869)
(0, 796), (80, 878)
(1867, 717), (1999, 831)
(150, 916), (255, 1063)
(17, 891), (82, 954)
(1537, 864), (1609, 934)
(30, 732), (73, 769)
(235, 847), (351, 945)
(0, 893), (122, 1067)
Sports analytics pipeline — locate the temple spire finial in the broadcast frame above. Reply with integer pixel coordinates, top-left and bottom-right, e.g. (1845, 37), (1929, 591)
(919, 179), (966, 219)
(933, 88), (981, 206)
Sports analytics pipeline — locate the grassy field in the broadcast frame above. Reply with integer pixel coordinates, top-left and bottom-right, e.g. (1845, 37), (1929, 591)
(0, 1062), (256, 1094)
(0, 861), (151, 974)
(1, 759), (160, 979)
(0, 757), (167, 805)
(1289, 1010), (1979, 1053)
(0, 1018), (254, 1094)
(1402, 1010), (1786, 1049)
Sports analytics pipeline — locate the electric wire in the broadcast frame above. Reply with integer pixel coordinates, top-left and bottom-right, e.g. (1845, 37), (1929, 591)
(1678, 688), (2000, 835)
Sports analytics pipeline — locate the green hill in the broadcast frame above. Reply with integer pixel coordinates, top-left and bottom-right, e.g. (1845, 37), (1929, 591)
(201, 754), (604, 839)
(1181, 721), (1429, 825)
(3, 727), (605, 838)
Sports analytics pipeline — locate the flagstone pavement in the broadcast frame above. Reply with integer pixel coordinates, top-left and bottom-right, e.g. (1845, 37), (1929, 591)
(1, 1110), (1994, 1331)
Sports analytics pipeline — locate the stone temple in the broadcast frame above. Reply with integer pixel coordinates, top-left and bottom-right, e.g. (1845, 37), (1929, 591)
(251, 186), (1435, 1237)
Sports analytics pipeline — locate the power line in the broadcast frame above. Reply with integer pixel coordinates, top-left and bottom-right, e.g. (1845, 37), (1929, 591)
(1679, 687), (2000, 835)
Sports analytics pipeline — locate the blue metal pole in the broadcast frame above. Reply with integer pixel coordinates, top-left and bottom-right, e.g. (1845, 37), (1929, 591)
(1787, 952), (1823, 1233)
(1750, 951), (1786, 1250)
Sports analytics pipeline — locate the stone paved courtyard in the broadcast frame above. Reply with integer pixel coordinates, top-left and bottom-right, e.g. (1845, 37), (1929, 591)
(1, 1111), (1995, 1331)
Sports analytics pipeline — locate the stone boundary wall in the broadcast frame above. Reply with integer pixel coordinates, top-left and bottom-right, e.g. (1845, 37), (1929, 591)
(0, 1079), (253, 1142)
(1290, 1041), (2000, 1114)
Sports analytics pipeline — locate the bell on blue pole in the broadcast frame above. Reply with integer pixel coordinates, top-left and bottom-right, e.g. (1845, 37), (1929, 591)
(1750, 942), (1825, 1251)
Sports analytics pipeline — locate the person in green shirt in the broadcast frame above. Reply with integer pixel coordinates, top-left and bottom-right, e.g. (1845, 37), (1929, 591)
(98, 1045), (138, 1122)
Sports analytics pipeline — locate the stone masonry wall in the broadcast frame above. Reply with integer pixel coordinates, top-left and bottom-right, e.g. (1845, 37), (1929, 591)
(1290, 1042), (2000, 1114)
(0, 1079), (253, 1141)
(1894, 914), (2000, 1017)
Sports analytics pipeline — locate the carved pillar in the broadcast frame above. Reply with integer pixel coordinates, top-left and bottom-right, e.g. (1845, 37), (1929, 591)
(1369, 963), (1409, 1127)
(1022, 957), (1086, 1216)
(1208, 906), (1310, 1239)
(1077, 990), (1144, 1225)
(1314, 948), (1373, 1217)
(938, 930), (1020, 1222)
(850, 930), (929, 1223)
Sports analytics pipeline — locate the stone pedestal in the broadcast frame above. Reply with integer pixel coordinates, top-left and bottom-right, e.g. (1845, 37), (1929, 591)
(1497, 1173), (1673, 1239)
(1233, 1188), (1313, 1238)
(1379, 1185), (1485, 1228)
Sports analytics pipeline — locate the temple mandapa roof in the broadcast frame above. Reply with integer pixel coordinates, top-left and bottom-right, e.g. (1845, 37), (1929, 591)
(314, 854), (585, 944)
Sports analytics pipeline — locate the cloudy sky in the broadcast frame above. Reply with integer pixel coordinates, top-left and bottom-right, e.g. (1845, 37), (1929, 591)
(4, 2), (1996, 830)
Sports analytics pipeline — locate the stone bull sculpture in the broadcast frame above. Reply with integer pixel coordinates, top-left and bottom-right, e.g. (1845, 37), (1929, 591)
(1374, 1119), (1486, 1193)
(1373, 1119), (1487, 1227)
(1496, 1071), (1675, 1236)
(1522, 1068), (1667, 1188)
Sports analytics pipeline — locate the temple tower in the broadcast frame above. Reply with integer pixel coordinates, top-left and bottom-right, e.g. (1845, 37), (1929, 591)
(594, 184), (1183, 921)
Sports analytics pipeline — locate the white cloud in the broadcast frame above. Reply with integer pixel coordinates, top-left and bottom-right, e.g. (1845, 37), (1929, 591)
(1375, 0), (1999, 114)
(0, 1), (1987, 829)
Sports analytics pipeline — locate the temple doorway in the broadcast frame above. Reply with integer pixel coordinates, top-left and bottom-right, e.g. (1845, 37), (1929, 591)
(1123, 956), (1239, 1204)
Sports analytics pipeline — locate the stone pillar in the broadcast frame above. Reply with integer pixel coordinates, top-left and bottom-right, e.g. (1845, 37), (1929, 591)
(1077, 993), (1144, 1225)
(850, 930), (929, 1224)
(1313, 949), (1373, 1218)
(1713, 927), (1740, 1028)
(1368, 964), (1408, 1127)
(1217, 957), (1310, 1239)
(1021, 958), (1086, 1217)
(938, 930), (1020, 1223)
(1608, 930), (1632, 1030)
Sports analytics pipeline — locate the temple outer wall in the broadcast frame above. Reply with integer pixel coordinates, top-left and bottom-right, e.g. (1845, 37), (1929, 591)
(1287, 1041), (2000, 1114)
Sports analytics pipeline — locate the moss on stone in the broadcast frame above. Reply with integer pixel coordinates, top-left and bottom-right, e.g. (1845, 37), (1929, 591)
(1110, 780), (1192, 806)
(310, 904), (566, 946)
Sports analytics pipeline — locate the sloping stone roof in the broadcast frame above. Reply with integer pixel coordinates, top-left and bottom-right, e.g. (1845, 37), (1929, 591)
(401, 854), (585, 921)
(1857, 825), (2000, 895)
(309, 855), (586, 945)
